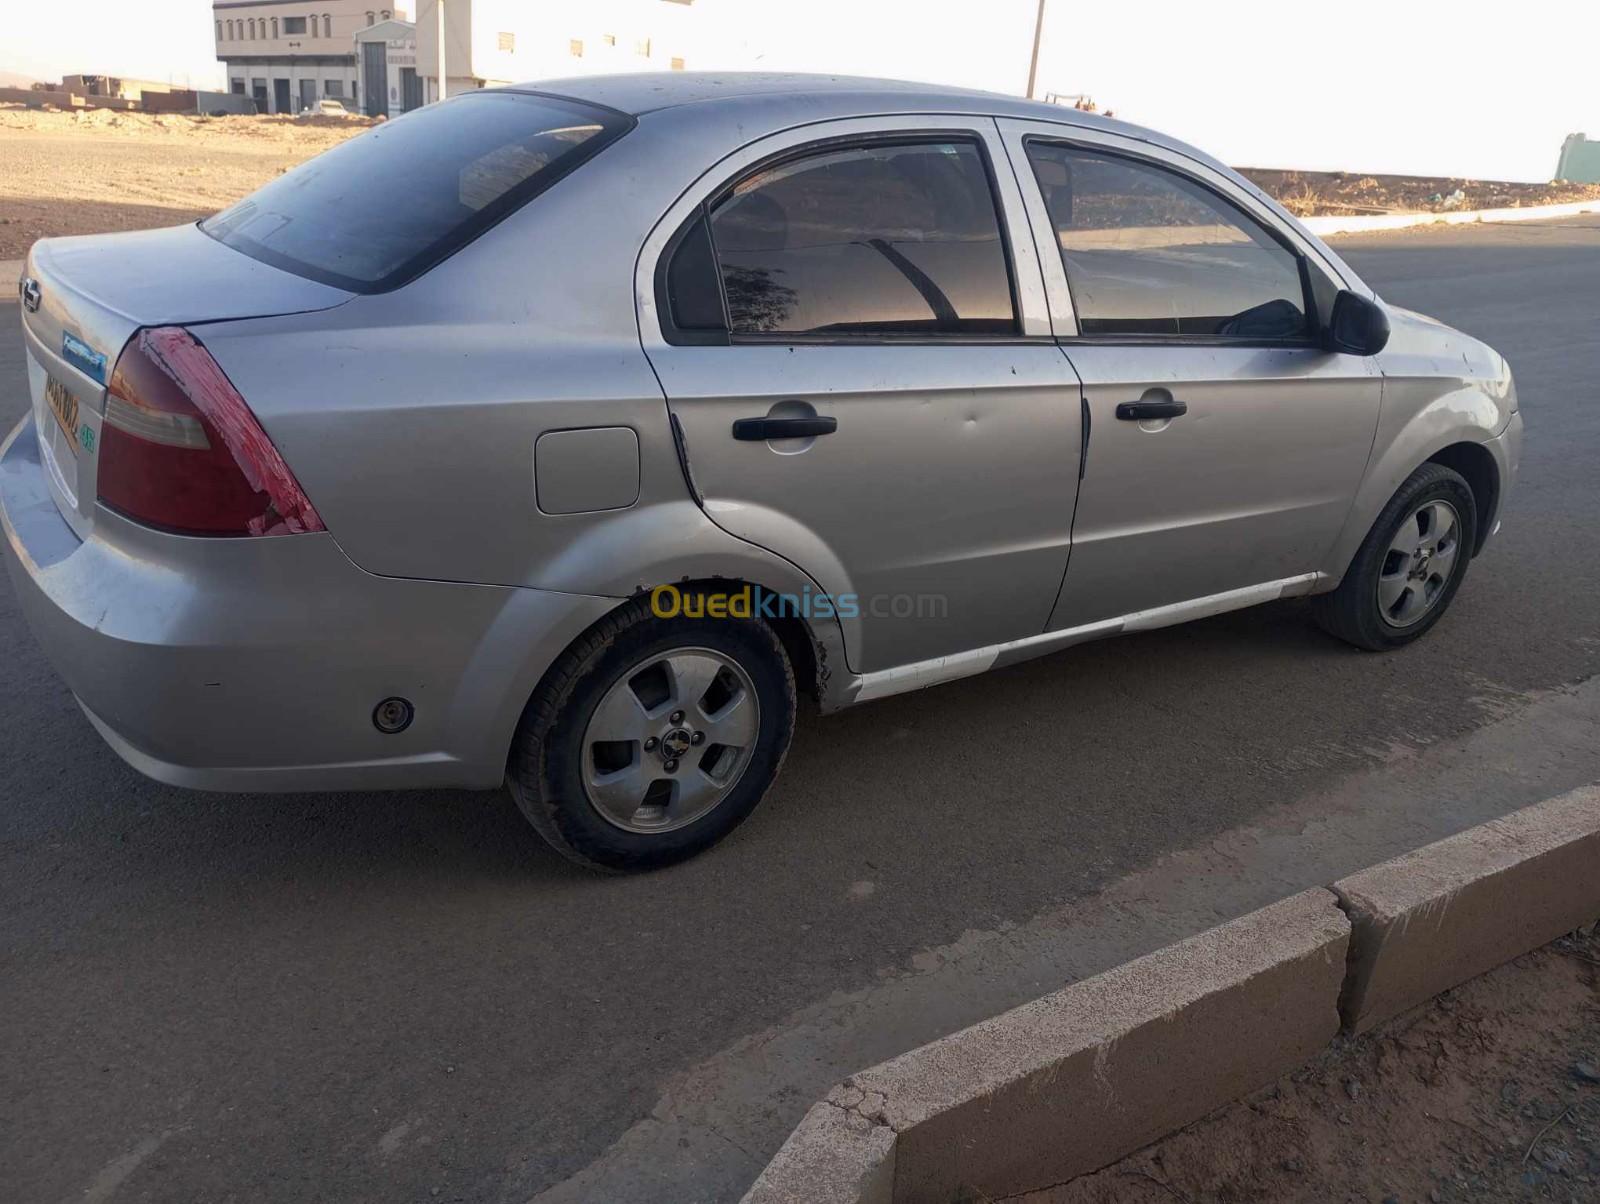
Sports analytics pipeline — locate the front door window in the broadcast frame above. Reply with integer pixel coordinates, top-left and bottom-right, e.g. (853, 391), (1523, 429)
(1024, 142), (1312, 341)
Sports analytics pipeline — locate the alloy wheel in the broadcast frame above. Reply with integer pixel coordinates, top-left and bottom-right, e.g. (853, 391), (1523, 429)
(580, 647), (761, 833)
(1377, 499), (1461, 628)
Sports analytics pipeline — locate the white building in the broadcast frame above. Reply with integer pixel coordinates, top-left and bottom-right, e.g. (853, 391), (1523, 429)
(414, 0), (703, 103)
(355, 19), (422, 116)
(212, 1), (412, 114)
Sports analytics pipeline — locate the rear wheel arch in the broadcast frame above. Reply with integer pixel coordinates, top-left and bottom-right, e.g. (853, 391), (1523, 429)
(633, 577), (831, 708)
(509, 578), (835, 760)
(503, 584), (805, 870)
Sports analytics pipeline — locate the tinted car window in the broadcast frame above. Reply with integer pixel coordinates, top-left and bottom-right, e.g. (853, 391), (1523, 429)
(203, 92), (630, 292)
(706, 141), (1017, 336)
(664, 216), (725, 333)
(1025, 143), (1309, 339)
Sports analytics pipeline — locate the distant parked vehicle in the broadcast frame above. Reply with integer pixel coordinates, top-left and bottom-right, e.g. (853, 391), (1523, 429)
(4, 75), (1522, 871)
(301, 98), (350, 117)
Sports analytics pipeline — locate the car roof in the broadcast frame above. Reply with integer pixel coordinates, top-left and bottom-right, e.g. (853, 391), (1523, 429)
(517, 71), (1210, 164)
(493, 71), (1380, 295)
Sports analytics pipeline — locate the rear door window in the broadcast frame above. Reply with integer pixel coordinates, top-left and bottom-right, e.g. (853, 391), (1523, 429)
(203, 91), (632, 292)
(1024, 142), (1310, 339)
(700, 139), (1018, 337)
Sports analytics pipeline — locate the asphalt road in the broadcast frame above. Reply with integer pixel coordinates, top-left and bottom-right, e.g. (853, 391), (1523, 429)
(4, 217), (1600, 1204)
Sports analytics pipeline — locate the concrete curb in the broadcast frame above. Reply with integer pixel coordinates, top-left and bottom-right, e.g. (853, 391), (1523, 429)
(1302, 197), (1600, 237)
(1335, 782), (1600, 1034)
(743, 1099), (895, 1204)
(744, 890), (1349, 1202)
(745, 783), (1600, 1203)
(3, 258), (24, 285)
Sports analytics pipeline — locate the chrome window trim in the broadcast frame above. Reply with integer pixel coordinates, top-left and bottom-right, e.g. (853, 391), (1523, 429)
(1016, 134), (1320, 346)
(994, 117), (1358, 343)
(637, 113), (1056, 350)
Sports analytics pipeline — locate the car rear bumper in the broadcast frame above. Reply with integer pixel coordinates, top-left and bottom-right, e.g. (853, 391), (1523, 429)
(0, 415), (615, 793)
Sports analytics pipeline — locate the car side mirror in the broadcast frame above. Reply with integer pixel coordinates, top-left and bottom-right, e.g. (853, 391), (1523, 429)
(1325, 290), (1391, 356)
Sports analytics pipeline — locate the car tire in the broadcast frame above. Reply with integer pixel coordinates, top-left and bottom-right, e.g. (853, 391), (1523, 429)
(1312, 462), (1478, 651)
(506, 595), (796, 872)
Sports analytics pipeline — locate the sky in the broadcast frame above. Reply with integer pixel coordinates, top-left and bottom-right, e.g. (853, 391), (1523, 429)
(6, 0), (1597, 182)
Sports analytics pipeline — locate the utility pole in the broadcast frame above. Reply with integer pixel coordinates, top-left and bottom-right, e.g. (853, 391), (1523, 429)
(435, 0), (448, 103)
(1025, 0), (1046, 99)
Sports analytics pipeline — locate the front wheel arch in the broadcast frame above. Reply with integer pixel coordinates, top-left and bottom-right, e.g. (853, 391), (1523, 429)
(1312, 461), (1478, 650)
(1426, 441), (1499, 555)
(1326, 423), (1505, 590)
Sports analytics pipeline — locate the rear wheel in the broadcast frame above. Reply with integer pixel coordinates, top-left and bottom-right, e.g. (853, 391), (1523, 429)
(1312, 462), (1477, 651)
(506, 597), (796, 872)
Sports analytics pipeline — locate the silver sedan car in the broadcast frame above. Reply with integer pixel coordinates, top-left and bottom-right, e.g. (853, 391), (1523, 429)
(3, 74), (1521, 870)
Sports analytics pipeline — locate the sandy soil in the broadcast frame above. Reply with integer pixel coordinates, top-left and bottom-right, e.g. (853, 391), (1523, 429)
(0, 106), (369, 257)
(1028, 924), (1600, 1204)
(1240, 168), (1600, 219)
(5, 103), (1599, 260)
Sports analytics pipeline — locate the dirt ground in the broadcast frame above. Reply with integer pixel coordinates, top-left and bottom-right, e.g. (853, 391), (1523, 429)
(1029, 923), (1600, 1204)
(0, 106), (370, 257)
(4, 103), (1599, 258)
(1239, 168), (1600, 218)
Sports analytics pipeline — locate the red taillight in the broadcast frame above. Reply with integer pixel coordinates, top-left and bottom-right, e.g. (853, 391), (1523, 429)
(97, 326), (324, 537)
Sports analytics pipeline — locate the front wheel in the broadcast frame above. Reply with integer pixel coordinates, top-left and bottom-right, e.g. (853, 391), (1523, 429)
(1312, 462), (1478, 651)
(506, 597), (796, 872)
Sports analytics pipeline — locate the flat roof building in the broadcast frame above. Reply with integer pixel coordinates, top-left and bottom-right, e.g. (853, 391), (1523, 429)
(355, 19), (422, 117)
(212, 1), (411, 114)
(1556, 134), (1600, 185)
(61, 75), (180, 101)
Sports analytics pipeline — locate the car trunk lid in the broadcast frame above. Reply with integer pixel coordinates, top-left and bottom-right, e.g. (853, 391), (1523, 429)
(18, 224), (352, 540)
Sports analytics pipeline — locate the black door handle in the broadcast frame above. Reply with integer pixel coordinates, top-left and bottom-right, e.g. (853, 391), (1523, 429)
(1115, 399), (1188, 421)
(732, 416), (838, 441)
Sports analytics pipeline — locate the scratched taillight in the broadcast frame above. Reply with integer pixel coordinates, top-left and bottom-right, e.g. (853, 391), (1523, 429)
(97, 326), (324, 537)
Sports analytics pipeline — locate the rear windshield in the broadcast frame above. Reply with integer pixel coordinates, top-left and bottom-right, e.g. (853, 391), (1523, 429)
(202, 91), (632, 292)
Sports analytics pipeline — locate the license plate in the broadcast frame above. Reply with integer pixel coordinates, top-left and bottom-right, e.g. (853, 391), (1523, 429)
(45, 377), (80, 455)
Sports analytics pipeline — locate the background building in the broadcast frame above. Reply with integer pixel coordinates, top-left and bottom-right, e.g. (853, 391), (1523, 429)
(414, 0), (702, 103)
(60, 74), (179, 102)
(354, 19), (421, 117)
(1556, 133), (1600, 185)
(212, 1), (411, 114)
